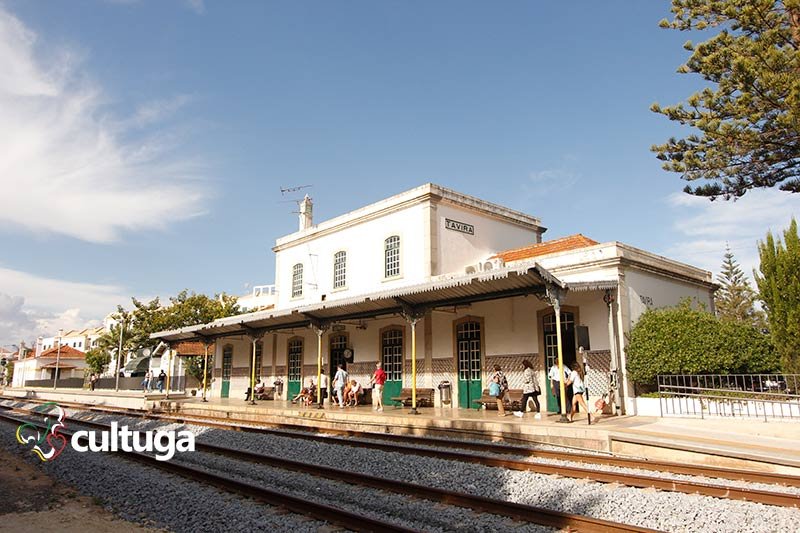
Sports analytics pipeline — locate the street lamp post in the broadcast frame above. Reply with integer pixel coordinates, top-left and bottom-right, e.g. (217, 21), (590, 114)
(53, 329), (63, 389)
(114, 318), (125, 392)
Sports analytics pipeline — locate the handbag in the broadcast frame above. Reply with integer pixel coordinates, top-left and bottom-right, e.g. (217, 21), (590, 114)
(489, 382), (501, 397)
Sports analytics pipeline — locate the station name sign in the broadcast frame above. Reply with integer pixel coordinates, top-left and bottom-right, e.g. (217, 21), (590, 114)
(445, 218), (474, 235)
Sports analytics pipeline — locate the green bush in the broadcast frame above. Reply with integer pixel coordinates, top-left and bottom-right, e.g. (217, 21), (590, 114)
(626, 301), (779, 386)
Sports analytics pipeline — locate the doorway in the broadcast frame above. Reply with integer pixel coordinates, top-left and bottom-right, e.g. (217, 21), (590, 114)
(329, 333), (349, 388)
(221, 345), (232, 398)
(543, 311), (576, 412)
(381, 327), (404, 404)
(455, 318), (483, 409)
(287, 337), (303, 398)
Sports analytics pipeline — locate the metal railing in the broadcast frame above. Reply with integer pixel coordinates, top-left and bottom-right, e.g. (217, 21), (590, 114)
(657, 374), (800, 420)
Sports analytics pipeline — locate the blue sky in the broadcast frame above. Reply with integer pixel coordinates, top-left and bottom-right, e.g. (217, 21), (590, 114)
(1, 0), (798, 346)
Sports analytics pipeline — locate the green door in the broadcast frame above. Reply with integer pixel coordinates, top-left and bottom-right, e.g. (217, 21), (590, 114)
(221, 346), (232, 398)
(381, 328), (403, 402)
(288, 338), (302, 398)
(544, 311), (576, 412)
(456, 320), (483, 409)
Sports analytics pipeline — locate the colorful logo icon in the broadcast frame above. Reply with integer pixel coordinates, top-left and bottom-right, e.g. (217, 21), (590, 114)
(16, 402), (68, 462)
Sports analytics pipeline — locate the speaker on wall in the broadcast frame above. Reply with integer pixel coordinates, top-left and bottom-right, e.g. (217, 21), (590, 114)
(576, 325), (590, 351)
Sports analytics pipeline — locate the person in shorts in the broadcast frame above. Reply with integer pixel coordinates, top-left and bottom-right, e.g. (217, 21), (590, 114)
(369, 361), (387, 412)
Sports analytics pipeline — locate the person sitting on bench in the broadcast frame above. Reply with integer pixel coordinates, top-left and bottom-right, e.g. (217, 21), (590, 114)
(346, 379), (362, 406)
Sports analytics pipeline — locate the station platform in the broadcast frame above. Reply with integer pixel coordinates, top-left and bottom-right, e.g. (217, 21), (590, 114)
(4, 387), (800, 475)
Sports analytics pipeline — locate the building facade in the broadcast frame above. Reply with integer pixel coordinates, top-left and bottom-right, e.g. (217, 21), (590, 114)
(154, 184), (714, 414)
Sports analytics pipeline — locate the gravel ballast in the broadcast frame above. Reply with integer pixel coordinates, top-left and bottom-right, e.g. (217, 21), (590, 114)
(4, 400), (800, 532)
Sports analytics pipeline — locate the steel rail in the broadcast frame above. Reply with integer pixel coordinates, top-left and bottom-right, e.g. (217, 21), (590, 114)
(3, 398), (799, 508)
(0, 410), (415, 533)
(3, 408), (657, 533)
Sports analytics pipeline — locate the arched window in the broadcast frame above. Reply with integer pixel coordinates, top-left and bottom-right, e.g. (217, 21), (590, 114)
(292, 263), (303, 298)
(384, 235), (400, 278)
(333, 251), (346, 289)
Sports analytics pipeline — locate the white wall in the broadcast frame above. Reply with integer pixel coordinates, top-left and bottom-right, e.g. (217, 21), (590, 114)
(274, 203), (429, 309)
(624, 268), (714, 324)
(435, 203), (539, 276)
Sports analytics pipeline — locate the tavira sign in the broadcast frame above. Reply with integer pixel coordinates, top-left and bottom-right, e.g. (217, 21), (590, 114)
(444, 218), (474, 235)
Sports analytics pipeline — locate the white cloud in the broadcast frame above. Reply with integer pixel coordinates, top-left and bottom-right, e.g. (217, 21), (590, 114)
(522, 168), (579, 198)
(0, 7), (208, 244)
(665, 189), (800, 281)
(129, 94), (194, 129)
(183, 0), (206, 15)
(0, 266), (131, 345)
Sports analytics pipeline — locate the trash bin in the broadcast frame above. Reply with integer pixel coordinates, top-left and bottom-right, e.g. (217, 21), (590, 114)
(273, 378), (284, 399)
(438, 381), (452, 405)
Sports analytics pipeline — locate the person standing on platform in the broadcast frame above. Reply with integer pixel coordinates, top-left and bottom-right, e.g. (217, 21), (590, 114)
(157, 370), (166, 393)
(318, 367), (329, 407)
(333, 364), (348, 408)
(491, 365), (509, 416)
(89, 373), (98, 391)
(548, 362), (568, 414)
(369, 361), (387, 412)
(141, 370), (152, 393)
(566, 361), (591, 423)
(514, 359), (540, 417)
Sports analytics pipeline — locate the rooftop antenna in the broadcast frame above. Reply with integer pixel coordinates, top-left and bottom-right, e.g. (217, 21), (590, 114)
(280, 184), (313, 196)
(278, 185), (315, 230)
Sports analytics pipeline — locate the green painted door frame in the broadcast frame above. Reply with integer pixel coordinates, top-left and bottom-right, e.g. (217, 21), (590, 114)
(221, 346), (232, 399)
(544, 311), (576, 412)
(456, 319), (482, 409)
(288, 338), (302, 399)
(381, 328), (403, 403)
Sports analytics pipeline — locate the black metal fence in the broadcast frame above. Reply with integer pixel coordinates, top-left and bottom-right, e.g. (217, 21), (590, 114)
(657, 374), (800, 420)
(23, 375), (199, 392)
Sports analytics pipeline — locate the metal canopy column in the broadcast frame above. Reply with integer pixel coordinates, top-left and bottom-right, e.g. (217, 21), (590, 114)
(310, 322), (329, 408)
(242, 324), (267, 405)
(604, 289), (621, 415)
(544, 283), (569, 423)
(198, 335), (215, 403)
(164, 343), (173, 400)
(399, 301), (426, 415)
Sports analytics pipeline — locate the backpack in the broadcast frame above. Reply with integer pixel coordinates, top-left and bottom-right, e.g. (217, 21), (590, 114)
(489, 381), (501, 397)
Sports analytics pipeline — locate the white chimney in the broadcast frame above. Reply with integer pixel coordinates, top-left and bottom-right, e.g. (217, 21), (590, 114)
(299, 194), (313, 231)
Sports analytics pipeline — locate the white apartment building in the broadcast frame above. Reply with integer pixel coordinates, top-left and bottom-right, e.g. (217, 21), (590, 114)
(154, 184), (714, 414)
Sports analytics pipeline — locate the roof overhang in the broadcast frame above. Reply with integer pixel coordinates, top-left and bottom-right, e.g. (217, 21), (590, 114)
(152, 263), (568, 343)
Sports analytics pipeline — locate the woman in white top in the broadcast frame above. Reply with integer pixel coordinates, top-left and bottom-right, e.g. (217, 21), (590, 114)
(514, 359), (540, 417)
(566, 361), (591, 423)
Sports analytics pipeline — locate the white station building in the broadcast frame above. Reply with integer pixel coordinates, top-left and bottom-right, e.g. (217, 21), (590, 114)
(154, 184), (714, 414)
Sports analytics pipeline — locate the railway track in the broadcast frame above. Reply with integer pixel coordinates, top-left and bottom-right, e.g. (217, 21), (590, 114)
(3, 397), (799, 509)
(0, 407), (656, 533)
(5, 395), (797, 488)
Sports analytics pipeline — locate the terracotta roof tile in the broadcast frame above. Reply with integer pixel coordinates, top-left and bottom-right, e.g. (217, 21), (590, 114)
(493, 234), (599, 263)
(38, 345), (86, 360)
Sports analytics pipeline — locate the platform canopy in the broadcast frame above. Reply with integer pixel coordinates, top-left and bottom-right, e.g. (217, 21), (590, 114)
(151, 262), (608, 343)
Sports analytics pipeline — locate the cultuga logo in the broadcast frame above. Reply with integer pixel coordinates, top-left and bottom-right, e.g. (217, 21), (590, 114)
(16, 402), (195, 462)
(72, 422), (195, 461)
(16, 402), (68, 462)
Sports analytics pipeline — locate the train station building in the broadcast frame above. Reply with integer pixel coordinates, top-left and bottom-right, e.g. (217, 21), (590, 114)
(153, 184), (715, 415)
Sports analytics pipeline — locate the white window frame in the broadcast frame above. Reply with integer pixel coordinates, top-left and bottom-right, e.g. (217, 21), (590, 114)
(333, 250), (347, 290)
(384, 235), (401, 279)
(291, 263), (304, 298)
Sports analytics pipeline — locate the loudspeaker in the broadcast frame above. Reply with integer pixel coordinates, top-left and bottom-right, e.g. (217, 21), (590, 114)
(576, 325), (590, 351)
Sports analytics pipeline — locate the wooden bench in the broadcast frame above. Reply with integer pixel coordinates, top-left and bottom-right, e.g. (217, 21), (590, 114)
(390, 388), (435, 407)
(473, 389), (525, 410)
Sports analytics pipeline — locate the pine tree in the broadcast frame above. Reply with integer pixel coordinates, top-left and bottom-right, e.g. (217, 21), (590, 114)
(651, 1), (800, 198)
(714, 246), (765, 327)
(755, 218), (800, 373)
